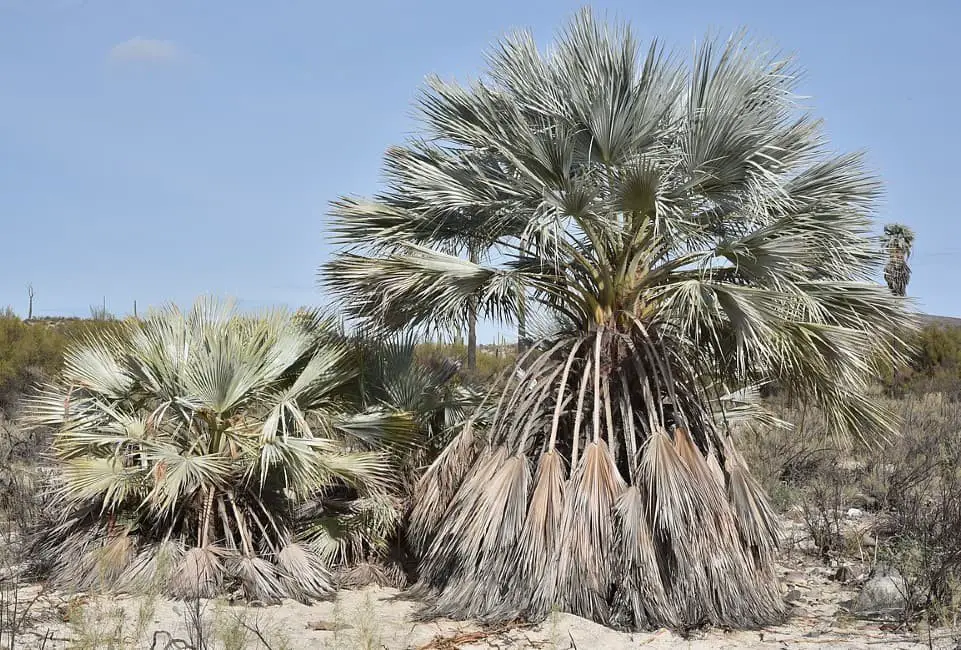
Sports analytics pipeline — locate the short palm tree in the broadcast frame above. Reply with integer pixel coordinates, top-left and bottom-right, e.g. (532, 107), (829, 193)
(323, 11), (914, 629)
(882, 223), (915, 297)
(355, 336), (481, 472)
(334, 334), (483, 586)
(25, 299), (412, 602)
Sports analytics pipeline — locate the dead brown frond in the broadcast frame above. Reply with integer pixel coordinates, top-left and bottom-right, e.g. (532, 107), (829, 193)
(411, 324), (786, 630)
(556, 440), (624, 622)
(512, 450), (566, 615)
(335, 560), (406, 589)
(170, 546), (224, 599)
(233, 555), (286, 604)
(409, 422), (479, 552)
(277, 541), (334, 600)
(415, 620), (537, 649)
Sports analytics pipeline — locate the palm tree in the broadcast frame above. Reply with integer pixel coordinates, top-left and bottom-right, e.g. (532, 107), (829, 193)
(882, 223), (915, 297)
(24, 298), (413, 602)
(322, 11), (914, 629)
(355, 335), (481, 468)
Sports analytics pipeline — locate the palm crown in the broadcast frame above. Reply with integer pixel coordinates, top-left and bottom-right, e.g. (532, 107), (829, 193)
(323, 10), (914, 629)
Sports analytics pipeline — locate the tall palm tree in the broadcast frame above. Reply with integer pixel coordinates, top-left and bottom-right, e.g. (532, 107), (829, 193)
(24, 298), (413, 602)
(882, 223), (915, 297)
(323, 11), (914, 629)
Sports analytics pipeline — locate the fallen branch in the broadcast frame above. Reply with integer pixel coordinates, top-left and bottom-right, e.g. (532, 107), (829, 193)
(416, 621), (537, 649)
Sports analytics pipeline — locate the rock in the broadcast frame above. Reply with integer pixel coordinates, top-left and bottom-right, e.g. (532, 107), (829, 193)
(784, 589), (803, 604)
(852, 565), (908, 618)
(832, 565), (852, 583)
(845, 507), (864, 519)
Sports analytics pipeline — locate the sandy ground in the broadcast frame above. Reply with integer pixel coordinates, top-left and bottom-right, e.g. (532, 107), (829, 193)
(5, 517), (959, 649)
(7, 580), (957, 650)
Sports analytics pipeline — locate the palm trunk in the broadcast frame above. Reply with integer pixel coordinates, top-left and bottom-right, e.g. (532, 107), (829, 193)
(467, 247), (478, 371)
(884, 249), (910, 297)
(517, 292), (528, 354)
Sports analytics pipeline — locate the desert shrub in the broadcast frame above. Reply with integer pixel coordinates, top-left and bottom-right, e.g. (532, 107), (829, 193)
(0, 312), (127, 412)
(414, 341), (515, 384)
(0, 416), (45, 533)
(736, 406), (861, 557)
(746, 393), (961, 623)
(884, 324), (961, 399)
(0, 312), (63, 410)
(914, 326), (961, 374)
(867, 394), (961, 622)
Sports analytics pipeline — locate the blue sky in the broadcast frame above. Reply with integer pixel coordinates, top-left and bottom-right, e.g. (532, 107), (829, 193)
(0, 0), (956, 341)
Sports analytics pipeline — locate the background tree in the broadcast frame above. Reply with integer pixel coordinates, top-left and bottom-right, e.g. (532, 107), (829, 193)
(323, 11), (914, 630)
(26, 284), (34, 320)
(883, 223), (915, 296)
(325, 146), (528, 369)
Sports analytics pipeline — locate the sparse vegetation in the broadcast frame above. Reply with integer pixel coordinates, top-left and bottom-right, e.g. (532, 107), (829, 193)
(0, 7), (957, 649)
(740, 388), (961, 629)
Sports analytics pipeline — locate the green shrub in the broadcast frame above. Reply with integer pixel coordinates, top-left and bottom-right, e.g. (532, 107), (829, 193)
(0, 313), (63, 408)
(0, 313), (127, 410)
(414, 341), (515, 384)
(884, 324), (961, 398)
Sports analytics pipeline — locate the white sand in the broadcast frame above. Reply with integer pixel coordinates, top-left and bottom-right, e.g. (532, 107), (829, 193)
(7, 581), (955, 650)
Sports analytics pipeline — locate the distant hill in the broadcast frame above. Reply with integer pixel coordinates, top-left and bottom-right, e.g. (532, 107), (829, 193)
(920, 314), (961, 329)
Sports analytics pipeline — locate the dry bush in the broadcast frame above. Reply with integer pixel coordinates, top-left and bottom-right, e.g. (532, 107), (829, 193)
(737, 405), (863, 559)
(742, 392), (961, 624)
(868, 394), (961, 624)
(0, 416), (45, 533)
(0, 416), (49, 650)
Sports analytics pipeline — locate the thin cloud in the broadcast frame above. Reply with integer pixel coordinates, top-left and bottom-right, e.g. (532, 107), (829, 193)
(109, 37), (183, 64)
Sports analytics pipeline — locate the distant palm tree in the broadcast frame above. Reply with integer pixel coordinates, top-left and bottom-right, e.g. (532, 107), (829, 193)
(882, 223), (915, 296)
(323, 10), (913, 629)
(26, 298), (413, 602)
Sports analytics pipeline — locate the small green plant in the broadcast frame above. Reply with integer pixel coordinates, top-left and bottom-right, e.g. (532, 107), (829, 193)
(547, 603), (562, 649)
(214, 602), (249, 650)
(352, 594), (382, 650)
(322, 593), (391, 650)
(64, 597), (128, 650)
(325, 596), (346, 649)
